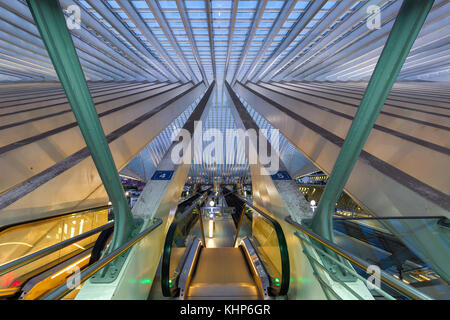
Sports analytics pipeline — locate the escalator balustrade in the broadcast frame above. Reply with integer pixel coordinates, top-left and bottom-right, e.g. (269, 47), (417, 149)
(160, 190), (289, 300)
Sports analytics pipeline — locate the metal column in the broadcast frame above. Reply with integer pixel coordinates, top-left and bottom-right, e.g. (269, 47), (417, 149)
(311, 0), (435, 240)
(27, 0), (135, 250)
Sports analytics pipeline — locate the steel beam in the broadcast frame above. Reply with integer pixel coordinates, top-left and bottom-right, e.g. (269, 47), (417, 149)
(230, 0), (267, 86)
(117, 0), (189, 82)
(2, 0), (144, 81)
(271, 0), (357, 82)
(58, 0), (155, 80)
(251, 0), (327, 82)
(85, 0), (172, 82)
(204, 0), (217, 82)
(287, 0), (394, 80)
(0, 9), (121, 81)
(312, 21), (450, 81)
(224, 0), (238, 83)
(329, 41), (450, 81)
(300, 1), (448, 81)
(240, 0), (296, 83)
(399, 61), (450, 79)
(310, 0), (435, 241)
(146, 0), (200, 83)
(26, 0), (135, 250)
(176, 0), (208, 84)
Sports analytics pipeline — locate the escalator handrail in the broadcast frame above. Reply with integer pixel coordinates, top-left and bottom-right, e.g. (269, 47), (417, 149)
(285, 216), (433, 300)
(333, 215), (447, 221)
(0, 221), (114, 276)
(0, 204), (112, 234)
(231, 193), (290, 296)
(177, 189), (207, 206)
(40, 218), (163, 300)
(161, 192), (209, 297)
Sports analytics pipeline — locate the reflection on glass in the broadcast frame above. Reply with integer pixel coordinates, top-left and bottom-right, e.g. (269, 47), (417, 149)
(234, 206), (286, 294)
(333, 216), (450, 299)
(0, 208), (108, 292)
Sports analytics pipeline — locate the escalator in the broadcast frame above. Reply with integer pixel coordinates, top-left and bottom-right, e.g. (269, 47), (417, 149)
(0, 205), (113, 299)
(185, 246), (262, 299)
(159, 189), (289, 300)
(332, 216), (450, 299)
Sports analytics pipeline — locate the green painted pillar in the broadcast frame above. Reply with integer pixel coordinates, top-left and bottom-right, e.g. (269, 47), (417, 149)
(311, 0), (435, 240)
(27, 0), (134, 250)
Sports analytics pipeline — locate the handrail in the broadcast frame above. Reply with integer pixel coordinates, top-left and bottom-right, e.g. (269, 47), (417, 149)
(177, 189), (204, 204)
(0, 204), (112, 234)
(40, 218), (163, 300)
(196, 205), (207, 247)
(0, 221), (114, 276)
(233, 206), (246, 247)
(161, 192), (209, 297)
(333, 215), (447, 221)
(228, 193), (290, 296)
(295, 231), (395, 300)
(285, 216), (433, 300)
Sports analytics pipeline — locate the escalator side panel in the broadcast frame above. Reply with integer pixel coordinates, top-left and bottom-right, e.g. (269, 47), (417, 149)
(178, 238), (202, 299)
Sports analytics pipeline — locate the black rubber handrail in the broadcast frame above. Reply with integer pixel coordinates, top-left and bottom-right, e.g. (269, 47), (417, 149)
(226, 192), (290, 296)
(161, 192), (208, 297)
(333, 215), (447, 221)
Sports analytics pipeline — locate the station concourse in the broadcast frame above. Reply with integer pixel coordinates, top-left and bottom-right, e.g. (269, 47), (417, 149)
(0, 0), (448, 301)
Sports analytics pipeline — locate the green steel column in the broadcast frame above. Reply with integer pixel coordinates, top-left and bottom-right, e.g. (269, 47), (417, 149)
(311, 0), (435, 240)
(27, 0), (134, 250)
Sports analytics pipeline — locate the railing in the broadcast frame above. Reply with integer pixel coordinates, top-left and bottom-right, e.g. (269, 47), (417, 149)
(0, 204), (112, 234)
(0, 222), (114, 277)
(161, 192), (209, 297)
(225, 192), (290, 296)
(0, 205), (112, 298)
(286, 216), (433, 300)
(41, 218), (163, 300)
(331, 215), (450, 299)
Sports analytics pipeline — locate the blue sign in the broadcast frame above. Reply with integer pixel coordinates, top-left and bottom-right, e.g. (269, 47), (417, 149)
(271, 171), (292, 180)
(151, 170), (174, 180)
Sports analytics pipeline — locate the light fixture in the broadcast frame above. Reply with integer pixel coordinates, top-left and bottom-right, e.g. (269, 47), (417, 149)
(310, 200), (317, 212)
(209, 200), (215, 207)
(208, 217), (214, 238)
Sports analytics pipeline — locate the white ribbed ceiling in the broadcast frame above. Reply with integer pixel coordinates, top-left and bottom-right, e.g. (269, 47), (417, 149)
(0, 0), (448, 83)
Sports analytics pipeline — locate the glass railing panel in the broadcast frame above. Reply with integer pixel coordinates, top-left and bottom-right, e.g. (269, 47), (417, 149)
(333, 216), (450, 299)
(0, 206), (109, 294)
(39, 218), (162, 300)
(239, 207), (285, 293)
(224, 192), (289, 295)
(169, 209), (199, 279)
(252, 213), (282, 278)
(161, 193), (206, 297)
(59, 210), (108, 258)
